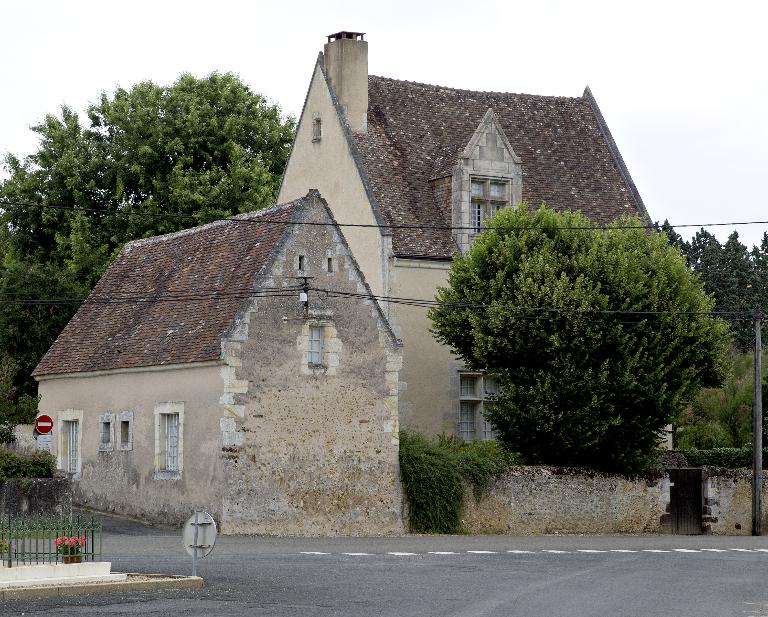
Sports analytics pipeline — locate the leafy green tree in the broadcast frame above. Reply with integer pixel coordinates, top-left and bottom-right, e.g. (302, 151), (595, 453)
(0, 72), (295, 417)
(429, 205), (730, 473)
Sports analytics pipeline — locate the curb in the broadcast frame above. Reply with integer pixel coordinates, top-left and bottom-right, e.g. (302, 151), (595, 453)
(0, 573), (203, 601)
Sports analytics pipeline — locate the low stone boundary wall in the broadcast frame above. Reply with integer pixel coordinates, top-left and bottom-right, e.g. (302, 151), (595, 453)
(0, 477), (73, 517)
(462, 466), (768, 535)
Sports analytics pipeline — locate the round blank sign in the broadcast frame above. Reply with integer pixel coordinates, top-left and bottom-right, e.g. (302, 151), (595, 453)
(182, 511), (217, 559)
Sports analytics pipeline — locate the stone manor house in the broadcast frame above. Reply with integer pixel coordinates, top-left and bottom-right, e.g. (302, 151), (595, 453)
(279, 32), (648, 442)
(33, 32), (647, 533)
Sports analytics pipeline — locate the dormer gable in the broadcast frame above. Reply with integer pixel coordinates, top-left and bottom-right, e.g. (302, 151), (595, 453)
(452, 109), (523, 252)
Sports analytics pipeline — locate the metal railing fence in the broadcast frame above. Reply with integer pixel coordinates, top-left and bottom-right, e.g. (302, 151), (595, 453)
(0, 514), (102, 567)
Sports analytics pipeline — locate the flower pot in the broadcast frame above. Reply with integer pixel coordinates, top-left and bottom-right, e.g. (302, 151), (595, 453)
(62, 555), (82, 564)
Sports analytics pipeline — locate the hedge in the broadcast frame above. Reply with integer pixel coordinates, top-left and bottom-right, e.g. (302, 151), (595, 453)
(0, 448), (56, 481)
(399, 432), (519, 533)
(683, 447), (768, 469)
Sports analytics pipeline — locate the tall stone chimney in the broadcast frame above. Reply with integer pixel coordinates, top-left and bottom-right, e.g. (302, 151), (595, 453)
(324, 32), (368, 133)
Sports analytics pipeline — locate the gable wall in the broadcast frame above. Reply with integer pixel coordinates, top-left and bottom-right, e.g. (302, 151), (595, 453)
(218, 201), (403, 535)
(279, 64), (389, 300)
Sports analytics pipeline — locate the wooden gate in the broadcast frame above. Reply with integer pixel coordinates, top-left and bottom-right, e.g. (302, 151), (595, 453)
(668, 468), (703, 535)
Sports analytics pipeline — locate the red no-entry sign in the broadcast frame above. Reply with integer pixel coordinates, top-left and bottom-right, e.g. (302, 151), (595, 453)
(35, 415), (53, 435)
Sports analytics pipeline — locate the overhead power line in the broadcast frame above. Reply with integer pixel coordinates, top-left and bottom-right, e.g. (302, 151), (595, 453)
(0, 285), (760, 321)
(1, 199), (768, 234)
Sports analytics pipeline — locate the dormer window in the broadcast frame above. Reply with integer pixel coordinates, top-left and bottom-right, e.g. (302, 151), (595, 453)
(470, 178), (510, 232)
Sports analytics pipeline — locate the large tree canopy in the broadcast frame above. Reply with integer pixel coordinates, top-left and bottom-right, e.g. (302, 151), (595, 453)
(659, 221), (768, 351)
(429, 205), (730, 473)
(0, 72), (295, 417)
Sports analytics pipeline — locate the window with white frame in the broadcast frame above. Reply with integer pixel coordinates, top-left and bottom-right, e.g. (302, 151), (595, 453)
(470, 178), (510, 232)
(61, 420), (80, 473)
(154, 402), (183, 478)
(308, 325), (324, 365)
(458, 373), (498, 442)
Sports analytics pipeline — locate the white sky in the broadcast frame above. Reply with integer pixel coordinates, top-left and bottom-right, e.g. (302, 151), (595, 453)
(2, 0), (767, 247)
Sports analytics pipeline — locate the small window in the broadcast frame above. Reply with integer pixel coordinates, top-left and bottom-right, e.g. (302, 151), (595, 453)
(100, 422), (110, 445)
(312, 116), (322, 142)
(459, 402), (477, 442)
(470, 177), (511, 232)
(308, 326), (323, 365)
(460, 375), (478, 398)
(97, 413), (114, 452)
(458, 373), (498, 442)
(117, 411), (133, 451)
(327, 257), (334, 273)
(298, 255), (306, 271)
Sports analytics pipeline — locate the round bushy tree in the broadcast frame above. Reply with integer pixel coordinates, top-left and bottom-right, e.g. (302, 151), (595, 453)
(429, 205), (730, 473)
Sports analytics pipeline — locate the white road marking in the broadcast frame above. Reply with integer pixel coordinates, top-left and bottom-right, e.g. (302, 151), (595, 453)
(300, 547), (767, 558)
(342, 552), (372, 556)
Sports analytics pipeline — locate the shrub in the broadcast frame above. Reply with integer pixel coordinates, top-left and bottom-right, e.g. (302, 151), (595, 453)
(399, 432), (518, 533)
(0, 447), (55, 482)
(676, 422), (732, 450)
(0, 421), (14, 445)
(683, 447), (768, 469)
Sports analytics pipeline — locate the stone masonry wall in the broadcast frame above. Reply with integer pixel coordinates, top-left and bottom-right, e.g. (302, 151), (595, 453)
(463, 467), (669, 535)
(462, 466), (768, 535)
(219, 200), (404, 535)
(0, 476), (72, 517)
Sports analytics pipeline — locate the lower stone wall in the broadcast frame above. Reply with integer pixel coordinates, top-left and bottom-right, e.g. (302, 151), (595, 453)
(0, 476), (72, 517)
(703, 468), (768, 535)
(462, 466), (768, 536)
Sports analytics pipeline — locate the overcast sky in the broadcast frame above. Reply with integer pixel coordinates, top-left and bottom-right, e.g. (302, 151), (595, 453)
(2, 0), (766, 247)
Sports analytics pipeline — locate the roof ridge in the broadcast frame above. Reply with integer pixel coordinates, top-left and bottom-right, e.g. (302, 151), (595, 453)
(123, 200), (301, 251)
(368, 75), (581, 101)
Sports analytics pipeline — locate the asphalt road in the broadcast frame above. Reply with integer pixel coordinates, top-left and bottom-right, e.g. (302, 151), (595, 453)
(3, 514), (768, 617)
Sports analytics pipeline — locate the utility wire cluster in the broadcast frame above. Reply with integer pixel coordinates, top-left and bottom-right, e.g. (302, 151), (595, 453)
(2, 199), (768, 234)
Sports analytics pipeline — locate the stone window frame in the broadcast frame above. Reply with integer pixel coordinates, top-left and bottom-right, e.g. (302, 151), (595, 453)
(298, 319), (342, 376)
(97, 412), (115, 452)
(297, 254), (307, 272)
(117, 410), (134, 451)
(57, 409), (83, 478)
(153, 402), (184, 480)
(457, 372), (498, 443)
(308, 325), (324, 366)
(470, 176), (512, 233)
(312, 112), (322, 142)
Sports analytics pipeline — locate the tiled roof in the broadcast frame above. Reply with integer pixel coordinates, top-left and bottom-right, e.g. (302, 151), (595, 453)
(33, 199), (302, 376)
(352, 76), (647, 258)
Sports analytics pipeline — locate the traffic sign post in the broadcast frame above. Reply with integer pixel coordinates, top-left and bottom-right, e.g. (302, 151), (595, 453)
(34, 415), (54, 453)
(34, 415), (53, 434)
(182, 511), (217, 576)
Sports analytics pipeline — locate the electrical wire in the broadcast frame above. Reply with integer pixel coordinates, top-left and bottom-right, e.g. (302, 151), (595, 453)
(2, 198), (768, 234)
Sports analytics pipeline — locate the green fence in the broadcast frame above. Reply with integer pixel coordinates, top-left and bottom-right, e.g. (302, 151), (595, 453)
(0, 514), (102, 567)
